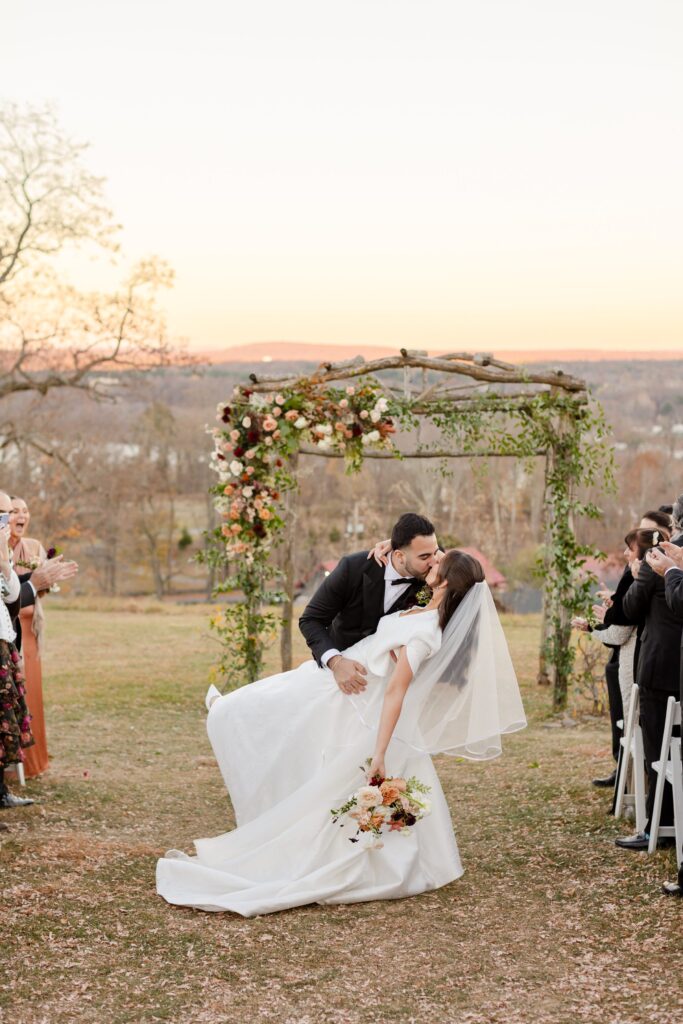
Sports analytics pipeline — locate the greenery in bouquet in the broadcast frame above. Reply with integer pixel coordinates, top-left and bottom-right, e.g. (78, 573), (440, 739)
(331, 766), (432, 847)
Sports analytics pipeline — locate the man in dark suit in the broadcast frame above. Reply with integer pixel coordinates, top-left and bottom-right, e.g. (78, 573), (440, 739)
(616, 537), (683, 850)
(647, 542), (683, 896)
(299, 512), (439, 695)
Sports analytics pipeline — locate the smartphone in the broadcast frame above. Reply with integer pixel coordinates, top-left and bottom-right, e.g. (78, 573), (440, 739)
(0, 512), (9, 527)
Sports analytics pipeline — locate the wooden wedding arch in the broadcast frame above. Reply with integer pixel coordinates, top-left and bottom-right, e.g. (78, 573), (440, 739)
(206, 349), (611, 711)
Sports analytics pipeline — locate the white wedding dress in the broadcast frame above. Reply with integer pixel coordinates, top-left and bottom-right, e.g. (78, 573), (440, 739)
(156, 585), (526, 917)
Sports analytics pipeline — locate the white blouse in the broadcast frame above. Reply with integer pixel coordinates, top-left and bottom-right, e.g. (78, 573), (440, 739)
(0, 569), (20, 643)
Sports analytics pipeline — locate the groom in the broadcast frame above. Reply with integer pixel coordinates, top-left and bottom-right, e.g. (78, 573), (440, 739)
(299, 512), (439, 695)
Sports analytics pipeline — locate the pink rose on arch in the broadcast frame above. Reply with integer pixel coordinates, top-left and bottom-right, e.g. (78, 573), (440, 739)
(359, 410), (369, 420)
(271, 406), (282, 417)
(339, 398), (349, 409)
(284, 410), (299, 422)
(275, 394), (285, 405)
(346, 386), (355, 395)
(263, 417), (278, 432)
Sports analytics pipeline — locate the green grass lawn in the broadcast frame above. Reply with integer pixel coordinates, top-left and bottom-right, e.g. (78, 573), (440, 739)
(2, 605), (682, 1023)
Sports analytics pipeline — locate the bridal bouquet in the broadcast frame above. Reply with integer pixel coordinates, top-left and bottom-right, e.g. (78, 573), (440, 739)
(331, 766), (432, 848)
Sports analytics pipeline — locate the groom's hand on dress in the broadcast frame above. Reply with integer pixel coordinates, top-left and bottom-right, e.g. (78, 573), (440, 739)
(328, 655), (367, 694)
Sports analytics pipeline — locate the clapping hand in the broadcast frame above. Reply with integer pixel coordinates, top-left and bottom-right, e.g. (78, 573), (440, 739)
(31, 555), (79, 593)
(571, 616), (591, 632)
(646, 547), (677, 577)
(659, 541), (683, 567)
(592, 603), (607, 623)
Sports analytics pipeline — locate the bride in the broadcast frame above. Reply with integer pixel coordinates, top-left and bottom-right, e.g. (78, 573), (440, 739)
(156, 550), (526, 916)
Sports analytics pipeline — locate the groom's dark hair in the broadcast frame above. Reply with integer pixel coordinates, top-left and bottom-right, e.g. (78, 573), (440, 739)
(391, 512), (436, 551)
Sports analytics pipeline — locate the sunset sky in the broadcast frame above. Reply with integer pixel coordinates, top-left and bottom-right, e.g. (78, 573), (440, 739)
(3, 1), (682, 354)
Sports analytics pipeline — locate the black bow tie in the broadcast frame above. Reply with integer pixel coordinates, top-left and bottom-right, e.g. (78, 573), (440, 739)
(391, 577), (418, 586)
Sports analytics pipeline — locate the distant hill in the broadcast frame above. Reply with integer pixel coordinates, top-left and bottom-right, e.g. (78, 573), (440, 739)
(196, 341), (682, 366)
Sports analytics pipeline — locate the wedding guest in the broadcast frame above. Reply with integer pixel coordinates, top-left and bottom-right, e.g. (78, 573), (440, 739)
(10, 496), (48, 777)
(9, 496), (79, 778)
(614, 526), (683, 850)
(644, 541), (683, 897)
(671, 495), (683, 541)
(588, 512), (671, 788)
(0, 490), (34, 809)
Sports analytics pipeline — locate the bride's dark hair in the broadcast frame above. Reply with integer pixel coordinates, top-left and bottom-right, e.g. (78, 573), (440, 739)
(436, 550), (485, 630)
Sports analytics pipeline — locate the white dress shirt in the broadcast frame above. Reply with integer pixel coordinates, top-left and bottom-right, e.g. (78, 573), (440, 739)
(321, 554), (415, 668)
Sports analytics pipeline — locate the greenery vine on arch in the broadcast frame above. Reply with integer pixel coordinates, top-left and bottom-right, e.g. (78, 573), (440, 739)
(202, 351), (613, 711)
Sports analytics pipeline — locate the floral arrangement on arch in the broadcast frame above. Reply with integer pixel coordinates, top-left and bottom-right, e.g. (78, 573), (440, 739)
(209, 379), (397, 560)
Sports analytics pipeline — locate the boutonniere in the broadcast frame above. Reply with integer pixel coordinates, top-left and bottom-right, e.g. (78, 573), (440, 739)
(414, 586), (432, 607)
(15, 558), (41, 571)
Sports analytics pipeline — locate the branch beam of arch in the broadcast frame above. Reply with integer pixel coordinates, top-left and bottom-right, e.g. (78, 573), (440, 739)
(206, 350), (610, 711)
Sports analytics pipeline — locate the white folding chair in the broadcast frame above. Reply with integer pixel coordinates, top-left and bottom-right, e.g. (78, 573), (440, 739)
(648, 699), (682, 863)
(614, 684), (647, 832)
(4, 761), (26, 786)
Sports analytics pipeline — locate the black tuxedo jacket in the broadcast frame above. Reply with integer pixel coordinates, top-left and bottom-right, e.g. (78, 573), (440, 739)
(622, 540), (683, 695)
(299, 551), (422, 666)
(664, 566), (683, 701)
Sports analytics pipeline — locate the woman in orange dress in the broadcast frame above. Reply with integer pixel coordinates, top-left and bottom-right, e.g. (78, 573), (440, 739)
(10, 497), (49, 778)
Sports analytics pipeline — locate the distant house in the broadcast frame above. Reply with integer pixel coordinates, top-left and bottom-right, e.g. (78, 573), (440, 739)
(456, 548), (507, 591)
(297, 560), (340, 597)
(579, 554), (625, 590)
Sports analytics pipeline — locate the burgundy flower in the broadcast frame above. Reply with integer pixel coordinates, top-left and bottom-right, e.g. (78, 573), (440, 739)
(47, 547), (57, 559)
(253, 522), (266, 538)
(10, 650), (19, 664)
(221, 405), (232, 422)
(247, 430), (260, 444)
(351, 424), (362, 438)
(233, 446), (245, 458)
(216, 453), (226, 461)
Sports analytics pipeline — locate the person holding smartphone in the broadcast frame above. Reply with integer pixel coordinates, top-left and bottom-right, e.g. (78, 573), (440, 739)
(0, 491), (35, 809)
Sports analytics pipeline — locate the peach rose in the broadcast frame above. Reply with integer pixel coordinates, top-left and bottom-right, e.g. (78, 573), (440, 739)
(263, 416), (278, 432)
(272, 406), (282, 417)
(380, 781), (401, 804)
(285, 410), (299, 422)
(392, 777), (408, 792)
(259, 509), (272, 520)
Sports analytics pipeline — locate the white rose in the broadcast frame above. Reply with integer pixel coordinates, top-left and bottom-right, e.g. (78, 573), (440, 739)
(376, 397), (388, 412)
(242, 417), (252, 428)
(294, 417), (309, 429)
(361, 430), (381, 445)
(370, 410), (381, 423)
(356, 785), (382, 809)
(242, 487), (254, 497)
(229, 460), (243, 476)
